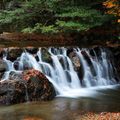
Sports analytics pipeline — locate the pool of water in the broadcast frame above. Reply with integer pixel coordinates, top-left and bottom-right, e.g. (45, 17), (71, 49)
(0, 85), (120, 120)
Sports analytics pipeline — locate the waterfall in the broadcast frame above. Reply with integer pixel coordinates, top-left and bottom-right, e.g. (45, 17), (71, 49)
(1, 47), (118, 97)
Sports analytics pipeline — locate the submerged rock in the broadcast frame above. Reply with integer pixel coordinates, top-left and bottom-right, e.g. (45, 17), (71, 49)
(0, 69), (56, 105)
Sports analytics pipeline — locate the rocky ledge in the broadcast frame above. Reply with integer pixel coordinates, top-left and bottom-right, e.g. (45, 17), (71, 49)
(0, 69), (56, 105)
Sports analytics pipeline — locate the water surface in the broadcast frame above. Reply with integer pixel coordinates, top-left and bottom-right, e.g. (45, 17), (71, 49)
(0, 85), (120, 120)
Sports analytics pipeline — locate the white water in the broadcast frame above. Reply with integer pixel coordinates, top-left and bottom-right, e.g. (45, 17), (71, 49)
(1, 47), (118, 97)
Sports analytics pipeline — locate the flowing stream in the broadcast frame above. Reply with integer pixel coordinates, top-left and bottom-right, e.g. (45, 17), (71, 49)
(1, 47), (118, 97)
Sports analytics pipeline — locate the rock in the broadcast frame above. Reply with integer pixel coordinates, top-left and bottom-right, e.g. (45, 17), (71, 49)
(67, 48), (81, 70)
(35, 55), (39, 62)
(67, 48), (74, 56)
(14, 60), (33, 71)
(7, 48), (23, 62)
(9, 71), (23, 80)
(81, 50), (96, 77)
(13, 61), (19, 70)
(59, 56), (69, 70)
(0, 60), (7, 80)
(89, 46), (102, 58)
(0, 72), (4, 80)
(0, 80), (26, 105)
(108, 46), (120, 81)
(0, 48), (5, 58)
(41, 48), (52, 64)
(26, 47), (39, 54)
(0, 69), (56, 105)
(23, 69), (56, 101)
(0, 60), (7, 72)
(67, 48), (84, 81)
(72, 56), (81, 69)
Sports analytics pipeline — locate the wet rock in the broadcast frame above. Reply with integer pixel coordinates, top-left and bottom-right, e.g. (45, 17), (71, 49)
(7, 48), (23, 62)
(89, 46), (102, 58)
(0, 60), (7, 80)
(41, 48), (52, 64)
(35, 55), (39, 62)
(23, 62), (33, 70)
(0, 48), (5, 58)
(23, 69), (56, 101)
(26, 47), (39, 54)
(67, 48), (84, 80)
(59, 56), (69, 70)
(0, 60), (7, 72)
(108, 46), (120, 81)
(72, 56), (81, 70)
(13, 61), (19, 70)
(14, 60), (32, 71)
(0, 80), (26, 105)
(0, 69), (56, 105)
(9, 71), (22, 80)
(0, 72), (4, 80)
(67, 48), (81, 70)
(82, 50), (98, 77)
(67, 48), (74, 56)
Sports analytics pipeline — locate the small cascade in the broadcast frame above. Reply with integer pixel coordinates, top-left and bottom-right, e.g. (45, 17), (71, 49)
(1, 47), (118, 97)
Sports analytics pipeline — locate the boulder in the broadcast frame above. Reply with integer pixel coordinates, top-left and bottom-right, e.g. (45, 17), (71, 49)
(23, 69), (56, 101)
(0, 69), (56, 105)
(7, 48), (23, 62)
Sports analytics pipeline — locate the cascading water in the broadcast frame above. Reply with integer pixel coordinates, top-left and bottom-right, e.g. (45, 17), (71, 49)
(1, 47), (118, 97)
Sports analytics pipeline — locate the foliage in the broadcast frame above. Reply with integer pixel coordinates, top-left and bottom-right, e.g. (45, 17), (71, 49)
(103, 0), (120, 22)
(56, 20), (90, 31)
(22, 23), (58, 34)
(0, 0), (116, 33)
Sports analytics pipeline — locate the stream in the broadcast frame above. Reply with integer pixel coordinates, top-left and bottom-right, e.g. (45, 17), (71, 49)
(0, 85), (120, 120)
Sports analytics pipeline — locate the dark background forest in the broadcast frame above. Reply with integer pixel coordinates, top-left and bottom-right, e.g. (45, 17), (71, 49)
(0, 0), (119, 34)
